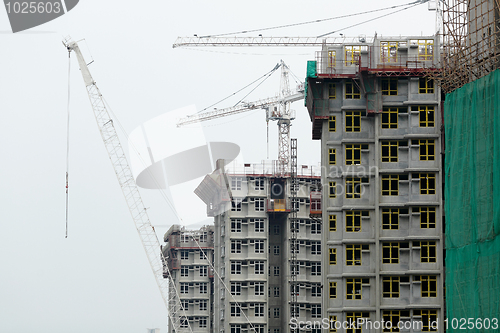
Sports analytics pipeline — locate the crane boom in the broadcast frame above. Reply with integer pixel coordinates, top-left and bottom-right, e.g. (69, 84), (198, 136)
(65, 40), (191, 333)
(172, 36), (357, 48)
(177, 92), (304, 127)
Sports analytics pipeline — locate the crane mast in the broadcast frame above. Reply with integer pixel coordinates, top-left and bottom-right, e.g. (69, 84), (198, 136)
(276, 61), (292, 176)
(65, 40), (191, 333)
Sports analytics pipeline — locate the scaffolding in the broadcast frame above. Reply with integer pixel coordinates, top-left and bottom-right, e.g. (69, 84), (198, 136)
(442, 0), (500, 93)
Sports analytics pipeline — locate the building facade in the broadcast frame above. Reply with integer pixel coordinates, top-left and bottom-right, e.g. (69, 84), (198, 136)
(195, 161), (322, 333)
(305, 36), (444, 332)
(163, 225), (215, 333)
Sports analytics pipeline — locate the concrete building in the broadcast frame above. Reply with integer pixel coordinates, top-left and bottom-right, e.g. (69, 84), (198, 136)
(195, 161), (322, 333)
(162, 225), (215, 333)
(305, 35), (444, 332)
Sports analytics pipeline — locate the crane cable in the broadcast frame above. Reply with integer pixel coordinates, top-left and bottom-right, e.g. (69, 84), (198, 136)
(65, 49), (71, 238)
(198, 62), (281, 113)
(188, 230), (258, 333)
(200, 0), (429, 38)
(232, 63), (278, 107)
(318, 0), (428, 37)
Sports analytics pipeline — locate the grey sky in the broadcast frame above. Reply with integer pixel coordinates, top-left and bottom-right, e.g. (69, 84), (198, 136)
(0, 1), (437, 332)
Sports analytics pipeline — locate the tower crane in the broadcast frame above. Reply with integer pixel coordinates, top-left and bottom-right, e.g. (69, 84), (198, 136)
(177, 60), (304, 176)
(64, 39), (192, 333)
(173, 36), (350, 175)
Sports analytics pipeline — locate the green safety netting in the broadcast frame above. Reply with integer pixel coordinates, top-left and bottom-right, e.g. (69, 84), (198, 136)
(304, 61), (317, 106)
(306, 60), (317, 79)
(444, 69), (500, 331)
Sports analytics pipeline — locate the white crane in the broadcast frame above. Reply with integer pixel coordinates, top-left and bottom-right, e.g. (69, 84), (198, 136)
(173, 36), (358, 176)
(64, 39), (192, 333)
(177, 60), (304, 176)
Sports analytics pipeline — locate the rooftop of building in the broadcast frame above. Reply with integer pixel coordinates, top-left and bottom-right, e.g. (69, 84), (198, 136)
(309, 34), (441, 79)
(194, 160), (321, 217)
(223, 160), (321, 178)
(164, 224), (214, 239)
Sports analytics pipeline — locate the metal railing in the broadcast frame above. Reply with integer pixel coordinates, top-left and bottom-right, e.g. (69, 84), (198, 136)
(315, 50), (439, 75)
(223, 160), (321, 178)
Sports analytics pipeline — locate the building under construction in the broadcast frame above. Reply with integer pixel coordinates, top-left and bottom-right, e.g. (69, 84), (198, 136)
(162, 225), (215, 333)
(162, 2), (500, 329)
(305, 35), (445, 331)
(194, 160), (322, 333)
(441, 1), (500, 331)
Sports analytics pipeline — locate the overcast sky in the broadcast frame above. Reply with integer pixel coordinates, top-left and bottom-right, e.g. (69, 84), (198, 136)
(0, 1), (437, 332)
